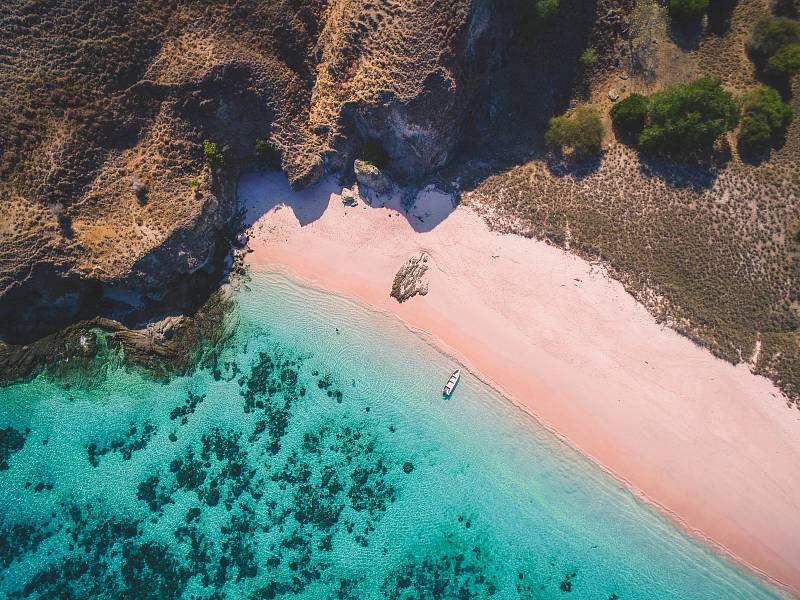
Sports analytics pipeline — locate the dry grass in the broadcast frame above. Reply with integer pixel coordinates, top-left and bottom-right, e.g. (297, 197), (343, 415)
(466, 0), (800, 404)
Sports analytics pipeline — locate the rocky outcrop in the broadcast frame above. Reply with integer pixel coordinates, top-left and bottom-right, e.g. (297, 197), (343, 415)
(391, 253), (431, 303)
(0, 0), (519, 349)
(310, 0), (516, 182)
(354, 159), (392, 203)
(0, 287), (233, 385)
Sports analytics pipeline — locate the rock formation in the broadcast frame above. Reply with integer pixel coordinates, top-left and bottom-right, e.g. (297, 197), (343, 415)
(0, 0), (517, 344)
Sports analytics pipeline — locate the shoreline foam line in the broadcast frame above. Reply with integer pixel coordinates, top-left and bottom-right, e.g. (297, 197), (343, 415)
(253, 265), (794, 599)
(240, 170), (800, 598)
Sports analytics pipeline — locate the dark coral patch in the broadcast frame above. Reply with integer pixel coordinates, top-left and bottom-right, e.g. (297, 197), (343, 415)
(0, 426), (26, 471)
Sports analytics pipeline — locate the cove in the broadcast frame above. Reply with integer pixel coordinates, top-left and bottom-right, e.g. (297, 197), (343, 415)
(0, 271), (785, 599)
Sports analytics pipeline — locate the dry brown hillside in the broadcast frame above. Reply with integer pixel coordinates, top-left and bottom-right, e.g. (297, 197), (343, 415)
(0, 0), (511, 343)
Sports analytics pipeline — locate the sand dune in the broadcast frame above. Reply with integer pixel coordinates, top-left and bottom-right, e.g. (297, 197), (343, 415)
(241, 170), (800, 597)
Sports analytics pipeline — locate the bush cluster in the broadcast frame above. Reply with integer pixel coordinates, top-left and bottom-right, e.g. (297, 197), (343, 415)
(747, 16), (800, 76)
(202, 140), (225, 170)
(545, 105), (604, 157)
(667, 0), (710, 23)
(738, 85), (794, 152)
(609, 93), (648, 138)
(610, 77), (740, 156)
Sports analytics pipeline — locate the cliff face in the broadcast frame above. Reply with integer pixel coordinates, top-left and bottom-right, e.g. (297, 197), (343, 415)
(310, 0), (514, 180)
(0, 0), (516, 342)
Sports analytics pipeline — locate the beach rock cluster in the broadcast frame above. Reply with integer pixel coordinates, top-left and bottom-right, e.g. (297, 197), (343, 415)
(354, 159), (393, 204)
(0, 0), (518, 349)
(390, 252), (431, 303)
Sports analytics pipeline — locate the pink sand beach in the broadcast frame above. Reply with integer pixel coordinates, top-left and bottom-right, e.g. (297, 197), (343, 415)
(239, 171), (800, 597)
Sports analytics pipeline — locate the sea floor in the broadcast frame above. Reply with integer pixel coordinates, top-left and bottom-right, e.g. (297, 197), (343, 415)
(0, 271), (785, 599)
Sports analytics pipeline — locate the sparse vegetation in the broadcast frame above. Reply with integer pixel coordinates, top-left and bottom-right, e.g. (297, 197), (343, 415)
(545, 105), (604, 158)
(360, 139), (389, 168)
(579, 47), (599, 69)
(667, 0), (709, 23)
(738, 85), (794, 152)
(189, 177), (200, 190)
(636, 77), (740, 156)
(254, 138), (279, 163)
(518, 0), (560, 38)
(202, 140), (225, 170)
(610, 93), (649, 138)
(628, 0), (665, 83)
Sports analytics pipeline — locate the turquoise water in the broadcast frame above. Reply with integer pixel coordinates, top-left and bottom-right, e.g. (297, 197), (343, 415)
(0, 271), (785, 599)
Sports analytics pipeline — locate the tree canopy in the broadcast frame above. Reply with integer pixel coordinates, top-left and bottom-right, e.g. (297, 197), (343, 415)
(610, 93), (649, 138)
(545, 105), (604, 157)
(738, 84), (794, 152)
(637, 77), (740, 155)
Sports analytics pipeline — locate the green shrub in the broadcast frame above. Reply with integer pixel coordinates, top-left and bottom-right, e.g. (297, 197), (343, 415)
(189, 176), (200, 189)
(610, 93), (649, 138)
(767, 42), (800, 75)
(202, 140), (224, 169)
(360, 138), (389, 168)
(667, 0), (709, 22)
(738, 85), (794, 151)
(545, 105), (604, 157)
(747, 17), (800, 66)
(529, 0), (559, 23)
(255, 138), (279, 162)
(579, 48), (599, 69)
(518, 0), (560, 39)
(638, 77), (739, 155)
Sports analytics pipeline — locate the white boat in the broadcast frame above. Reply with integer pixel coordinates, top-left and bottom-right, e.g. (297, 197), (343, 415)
(442, 369), (461, 396)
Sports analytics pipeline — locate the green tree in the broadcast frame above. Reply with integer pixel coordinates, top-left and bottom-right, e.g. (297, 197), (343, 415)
(667, 0), (709, 23)
(203, 140), (225, 169)
(747, 17), (800, 67)
(610, 93), (649, 138)
(545, 105), (605, 157)
(638, 77), (739, 155)
(738, 85), (794, 151)
(767, 42), (800, 76)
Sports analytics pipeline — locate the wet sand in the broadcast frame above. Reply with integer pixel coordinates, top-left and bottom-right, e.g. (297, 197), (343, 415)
(241, 171), (800, 597)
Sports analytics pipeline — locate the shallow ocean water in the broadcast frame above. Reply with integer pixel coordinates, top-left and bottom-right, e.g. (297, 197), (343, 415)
(0, 271), (785, 599)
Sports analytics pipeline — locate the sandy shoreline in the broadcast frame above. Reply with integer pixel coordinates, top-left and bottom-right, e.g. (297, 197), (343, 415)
(240, 171), (800, 597)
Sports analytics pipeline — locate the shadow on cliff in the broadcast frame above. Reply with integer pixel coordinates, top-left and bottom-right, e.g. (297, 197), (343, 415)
(238, 170), (455, 235)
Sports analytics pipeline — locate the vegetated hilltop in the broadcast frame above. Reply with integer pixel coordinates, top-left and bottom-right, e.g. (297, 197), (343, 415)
(0, 0), (511, 344)
(464, 0), (800, 404)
